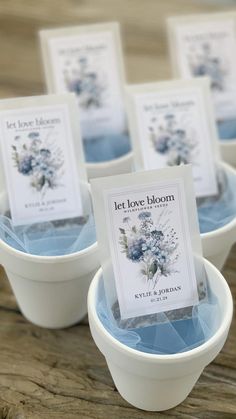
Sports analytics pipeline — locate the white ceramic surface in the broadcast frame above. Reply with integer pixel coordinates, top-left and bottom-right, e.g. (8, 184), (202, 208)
(88, 260), (233, 411)
(0, 183), (100, 329)
(86, 151), (133, 179)
(220, 141), (236, 168)
(201, 162), (236, 270)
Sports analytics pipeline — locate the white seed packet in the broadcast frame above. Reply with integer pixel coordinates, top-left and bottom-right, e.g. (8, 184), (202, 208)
(167, 12), (236, 122)
(91, 165), (207, 329)
(39, 22), (127, 140)
(126, 77), (219, 198)
(0, 93), (86, 226)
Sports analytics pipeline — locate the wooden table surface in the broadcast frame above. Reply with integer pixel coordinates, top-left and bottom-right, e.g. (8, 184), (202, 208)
(0, 0), (235, 418)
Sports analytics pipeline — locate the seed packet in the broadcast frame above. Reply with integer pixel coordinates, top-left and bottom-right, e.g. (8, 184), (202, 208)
(91, 165), (207, 329)
(125, 77), (219, 198)
(39, 22), (127, 142)
(0, 93), (86, 226)
(167, 12), (236, 138)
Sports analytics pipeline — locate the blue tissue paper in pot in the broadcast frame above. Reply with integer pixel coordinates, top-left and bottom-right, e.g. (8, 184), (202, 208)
(217, 119), (236, 140)
(96, 276), (220, 355)
(84, 133), (131, 163)
(0, 214), (96, 256)
(198, 166), (236, 233)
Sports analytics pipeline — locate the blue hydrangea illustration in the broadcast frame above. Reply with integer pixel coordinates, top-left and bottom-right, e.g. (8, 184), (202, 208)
(11, 131), (64, 194)
(17, 155), (34, 175)
(119, 211), (179, 289)
(188, 43), (226, 92)
(63, 56), (107, 109)
(149, 113), (197, 166)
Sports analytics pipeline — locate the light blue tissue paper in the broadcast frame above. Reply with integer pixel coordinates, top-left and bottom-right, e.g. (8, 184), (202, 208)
(96, 276), (220, 355)
(0, 215), (96, 256)
(0, 216), (28, 252)
(217, 119), (236, 140)
(83, 133), (131, 163)
(198, 168), (236, 233)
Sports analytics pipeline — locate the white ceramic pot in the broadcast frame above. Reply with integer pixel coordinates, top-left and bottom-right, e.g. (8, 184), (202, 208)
(88, 260), (233, 411)
(86, 151), (133, 179)
(0, 183), (100, 329)
(220, 141), (236, 168)
(201, 162), (236, 270)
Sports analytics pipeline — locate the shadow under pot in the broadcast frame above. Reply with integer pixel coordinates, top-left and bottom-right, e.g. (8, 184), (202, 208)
(87, 260), (233, 412)
(0, 182), (100, 329)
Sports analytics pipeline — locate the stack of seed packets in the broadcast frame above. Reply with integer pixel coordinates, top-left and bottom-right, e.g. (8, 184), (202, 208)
(91, 164), (207, 331)
(0, 93), (95, 256)
(167, 12), (236, 141)
(39, 22), (131, 164)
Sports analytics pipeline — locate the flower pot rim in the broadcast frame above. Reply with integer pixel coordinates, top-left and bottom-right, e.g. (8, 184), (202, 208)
(0, 235), (98, 264)
(0, 180), (98, 264)
(201, 161), (236, 239)
(220, 139), (236, 146)
(88, 259), (233, 363)
(201, 212), (236, 239)
(86, 151), (133, 169)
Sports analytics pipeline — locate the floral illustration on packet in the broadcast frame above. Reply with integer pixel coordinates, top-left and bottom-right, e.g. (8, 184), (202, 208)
(187, 42), (227, 92)
(63, 56), (107, 110)
(119, 210), (179, 290)
(149, 113), (198, 166)
(11, 130), (64, 196)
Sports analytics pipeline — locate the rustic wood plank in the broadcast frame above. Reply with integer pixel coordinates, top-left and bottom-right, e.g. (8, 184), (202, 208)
(0, 1), (235, 417)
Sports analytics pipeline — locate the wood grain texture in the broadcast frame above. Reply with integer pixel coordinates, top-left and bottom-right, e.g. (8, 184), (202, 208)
(0, 0), (235, 417)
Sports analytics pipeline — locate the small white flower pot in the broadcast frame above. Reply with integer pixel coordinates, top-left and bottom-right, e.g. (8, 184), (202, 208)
(0, 183), (100, 329)
(201, 162), (236, 270)
(86, 151), (133, 179)
(88, 259), (233, 411)
(220, 141), (236, 168)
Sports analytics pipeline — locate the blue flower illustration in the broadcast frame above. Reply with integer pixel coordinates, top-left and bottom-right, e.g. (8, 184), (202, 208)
(40, 148), (51, 158)
(189, 42), (226, 92)
(11, 131), (64, 194)
(28, 132), (40, 139)
(127, 237), (145, 262)
(138, 211), (151, 220)
(154, 135), (170, 153)
(149, 114), (197, 166)
(64, 55), (107, 109)
(119, 211), (179, 288)
(123, 216), (131, 223)
(18, 155), (33, 175)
